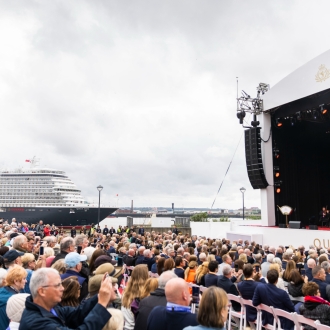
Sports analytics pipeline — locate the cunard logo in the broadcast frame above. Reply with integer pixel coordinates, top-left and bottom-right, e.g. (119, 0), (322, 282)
(315, 64), (330, 82)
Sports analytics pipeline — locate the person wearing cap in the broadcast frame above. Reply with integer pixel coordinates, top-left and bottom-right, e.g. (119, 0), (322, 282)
(6, 293), (30, 330)
(20, 268), (116, 330)
(3, 250), (24, 269)
(61, 252), (89, 301)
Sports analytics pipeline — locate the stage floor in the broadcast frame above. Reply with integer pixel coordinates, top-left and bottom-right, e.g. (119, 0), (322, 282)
(227, 224), (330, 249)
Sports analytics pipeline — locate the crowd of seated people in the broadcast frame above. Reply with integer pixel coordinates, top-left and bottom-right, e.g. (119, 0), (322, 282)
(2, 217), (330, 329)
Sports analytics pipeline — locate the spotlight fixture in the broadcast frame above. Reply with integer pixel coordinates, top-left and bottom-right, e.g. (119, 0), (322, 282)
(275, 118), (283, 127)
(236, 110), (246, 124)
(296, 111), (302, 121)
(274, 166), (280, 178)
(320, 104), (328, 115)
(274, 181), (282, 194)
(313, 109), (319, 120)
(251, 119), (260, 127)
(273, 148), (280, 159)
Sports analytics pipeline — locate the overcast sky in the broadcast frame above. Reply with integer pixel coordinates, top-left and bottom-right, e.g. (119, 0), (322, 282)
(0, 1), (329, 209)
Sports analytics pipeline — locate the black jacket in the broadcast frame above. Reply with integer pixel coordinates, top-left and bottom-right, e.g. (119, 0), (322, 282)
(287, 282), (304, 297)
(51, 251), (68, 266)
(299, 300), (330, 330)
(134, 288), (167, 330)
(19, 294), (111, 330)
(217, 275), (241, 311)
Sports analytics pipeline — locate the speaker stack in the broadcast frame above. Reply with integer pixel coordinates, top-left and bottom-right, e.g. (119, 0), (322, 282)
(245, 128), (269, 189)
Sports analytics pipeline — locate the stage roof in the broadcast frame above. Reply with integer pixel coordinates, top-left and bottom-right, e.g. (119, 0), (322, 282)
(263, 49), (330, 111)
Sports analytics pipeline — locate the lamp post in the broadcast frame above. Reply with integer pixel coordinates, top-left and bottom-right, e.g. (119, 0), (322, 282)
(240, 187), (246, 220)
(97, 185), (103, 227)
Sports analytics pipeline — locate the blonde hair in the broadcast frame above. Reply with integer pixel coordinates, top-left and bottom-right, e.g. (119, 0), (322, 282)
(196, 262), (209, 283)
(51, 259), (67, 274)
(102, 308), (124, 330)
(21, 253), (35, 268)
(269, 263), (280, 274)
(44, 247), (55, 258)
(239, 253), (247, 263)
(6, 266), (27, 286)
(122, 265), (149, 308)
(207, 254), (215, 262)
(140, 278), (158, 299)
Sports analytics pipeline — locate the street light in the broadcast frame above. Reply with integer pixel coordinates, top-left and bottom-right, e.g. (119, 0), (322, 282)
(97, 185), (103, 227)
(240, 187), (246, 220)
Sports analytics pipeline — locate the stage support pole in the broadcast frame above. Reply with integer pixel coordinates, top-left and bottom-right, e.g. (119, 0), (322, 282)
(259, 111), (276, 226)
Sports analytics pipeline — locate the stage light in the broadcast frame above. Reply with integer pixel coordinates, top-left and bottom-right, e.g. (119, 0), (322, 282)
(296, 111), (302, 121)
(275, 118), (283, 127)
(236, 110), (246, 124)
(273, 148), (280, 159)
(313, 109), (319, 120)
(251, 119), (260, 127)
(274, 181), (282, 194)
(320, 104), (328, 115)
(274, 166), (280, 178)
(290, 117), (296, 126)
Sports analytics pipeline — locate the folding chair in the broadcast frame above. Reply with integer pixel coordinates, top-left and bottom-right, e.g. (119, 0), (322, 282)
(295, 313), (320, 330)
(122, 265), (134, 289)
(241, 298), (261, 330)
(199, 285), (207, 293)
(227, 294), (245, 330)
(315, 320), (330, 330)
(258, 304), (276, 330)
(272, 308), (299, 330)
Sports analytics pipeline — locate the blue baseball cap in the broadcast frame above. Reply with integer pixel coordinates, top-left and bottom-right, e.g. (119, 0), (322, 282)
(3, 250), (24, 262)
(64, 252), (87, 268)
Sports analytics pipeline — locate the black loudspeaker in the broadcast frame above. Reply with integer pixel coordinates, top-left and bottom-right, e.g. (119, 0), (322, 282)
(309, 225), (318, 230)
(289, 221), (301, 229)
(245, 128), (269, 189)
(279, 224), (287, 228)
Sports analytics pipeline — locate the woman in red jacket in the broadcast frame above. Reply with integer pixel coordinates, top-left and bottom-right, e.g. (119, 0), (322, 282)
(43, 224), (51, 237)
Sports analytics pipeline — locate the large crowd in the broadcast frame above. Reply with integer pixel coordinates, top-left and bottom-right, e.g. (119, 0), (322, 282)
(0, 218), (330, 330)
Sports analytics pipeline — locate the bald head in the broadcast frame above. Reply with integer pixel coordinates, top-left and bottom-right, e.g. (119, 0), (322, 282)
(165, 278), (191, 306)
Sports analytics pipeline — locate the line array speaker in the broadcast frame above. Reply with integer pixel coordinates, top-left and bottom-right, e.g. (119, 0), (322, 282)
(245, 127), (269, 189)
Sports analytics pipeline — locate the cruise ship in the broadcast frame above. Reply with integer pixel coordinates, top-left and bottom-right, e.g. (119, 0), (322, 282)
(0, 157), (117, 226)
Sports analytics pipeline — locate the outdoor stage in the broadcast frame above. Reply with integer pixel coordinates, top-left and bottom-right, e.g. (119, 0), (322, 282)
(227, 223), (330, 249)
(190, 220), (330, 249)
(238, 49), (330, 228)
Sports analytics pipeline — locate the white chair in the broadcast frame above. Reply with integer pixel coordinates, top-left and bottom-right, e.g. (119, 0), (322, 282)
(199, 285), (207, 293)
(295, 313), (320, 330)
(227, 294), (245, 330)
(241, 298), (261, 330)
(315, 320), (330, 329)
(272, 308), (299, 330)
(258, 304), (276, 329)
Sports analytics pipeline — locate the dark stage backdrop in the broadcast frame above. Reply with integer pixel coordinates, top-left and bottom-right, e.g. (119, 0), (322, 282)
(272, 120), (330, 227)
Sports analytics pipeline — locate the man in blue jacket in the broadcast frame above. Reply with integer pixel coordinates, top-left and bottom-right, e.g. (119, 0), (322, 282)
(19, 268), (116, 329)
(147, 278), (198, 330)
(253, 269), (295, 330)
